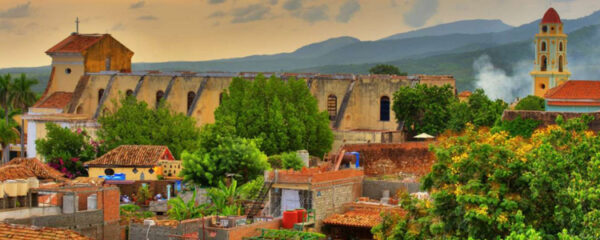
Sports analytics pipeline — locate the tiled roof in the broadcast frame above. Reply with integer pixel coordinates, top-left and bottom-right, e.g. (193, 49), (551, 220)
(458, 91), (472, 97)
(84, 145), (173, 167)
(34, 92), (73, 109)
(547, 101), (600, 106)
(322, 210), (382, 228)
(541, 8), (562, 24)
(5, 158), (66, 181)
(0, 165), (36, 181)
(545, 80), (600, 101)
(0, 223), (92, 240)
(46, 34), (107, 54)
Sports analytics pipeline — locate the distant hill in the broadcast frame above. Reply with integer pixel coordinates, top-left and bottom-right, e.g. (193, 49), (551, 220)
(382, 19), (513, 40)
(4, 10), (600, 93)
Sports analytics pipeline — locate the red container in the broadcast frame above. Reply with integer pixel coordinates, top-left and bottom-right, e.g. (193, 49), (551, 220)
(282, 210), (298, 229)
(296, 209), (307, 223)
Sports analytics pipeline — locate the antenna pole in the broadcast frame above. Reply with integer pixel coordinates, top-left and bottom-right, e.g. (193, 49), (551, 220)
(75, 17), (80, 34)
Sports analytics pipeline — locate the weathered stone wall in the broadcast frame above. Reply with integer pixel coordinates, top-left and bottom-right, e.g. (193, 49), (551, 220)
(362, 179), (421, 200)
(311, 176), (363, 229)
(342, 142), (435, 177)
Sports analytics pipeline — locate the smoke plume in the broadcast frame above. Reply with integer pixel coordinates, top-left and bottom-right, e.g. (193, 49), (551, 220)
(473, 55), (531, 103)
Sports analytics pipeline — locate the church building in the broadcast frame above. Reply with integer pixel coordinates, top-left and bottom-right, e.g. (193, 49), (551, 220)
(24, 32), (456, 159)
(531, 8), (600, 112)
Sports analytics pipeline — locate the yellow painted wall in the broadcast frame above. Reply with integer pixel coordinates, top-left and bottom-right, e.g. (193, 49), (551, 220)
(534, 76), (550, 97)
(49, 55), (85, 93)
(158, 160), (182, 178)
(88, 167), (157, 181)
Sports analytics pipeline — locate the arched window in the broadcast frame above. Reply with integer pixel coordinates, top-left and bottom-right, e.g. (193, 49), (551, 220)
(187, 91), (196, 112)
(541, 41), (547, 52)
(98, 89), (104, 104)
(559, 42), (563, 51)
(559, 56), (564, 72)
(156, 90), (164, 107)
(327, 95), (337, 121)
(76, 105), (83, 114)
(541, 56), (547, 71)
(542, 25), (548, 33)
(126, 89), (133, 97)
(380, 96), (390, 121)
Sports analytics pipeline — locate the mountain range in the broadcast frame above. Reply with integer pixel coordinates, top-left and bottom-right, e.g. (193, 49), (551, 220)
(3, 10), (600, 93)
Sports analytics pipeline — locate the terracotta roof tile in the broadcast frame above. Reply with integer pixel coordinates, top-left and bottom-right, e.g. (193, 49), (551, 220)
(84, 145), (174, 167)
(46, 34), (106, 54)
(0, 223), (92, 240)
(459, 91), (472, 97)
(541, 8), (562, 24)
(0, 165), (36, 181)
(545, 80), (600, 101)
(323, 210), (383, 228)
(547, 101), (600, 106)
(34, 92), (73, 109)
(6, 158), (66, 181)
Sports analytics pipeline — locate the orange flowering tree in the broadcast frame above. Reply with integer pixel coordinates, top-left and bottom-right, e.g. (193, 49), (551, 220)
(373, 115), (600, 239)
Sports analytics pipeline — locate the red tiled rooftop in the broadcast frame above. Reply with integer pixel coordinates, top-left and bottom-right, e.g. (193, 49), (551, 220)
(34, 91), (73, 109)
(6, 158), (66, 181)
(84, 145), (174, 167)
(323, 210), (385, 228)
(0, 223), (92, 240)
(46, 34), (107, 54)
(459, 91), (472, 97)
(541, 8), (562, 24)
(545, 80), (600, 101)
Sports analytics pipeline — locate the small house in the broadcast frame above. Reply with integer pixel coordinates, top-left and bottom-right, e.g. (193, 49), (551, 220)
(84, 145), (180, 181)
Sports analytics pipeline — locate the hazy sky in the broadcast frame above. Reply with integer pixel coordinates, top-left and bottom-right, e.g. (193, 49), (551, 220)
(1, 0), (599, 68)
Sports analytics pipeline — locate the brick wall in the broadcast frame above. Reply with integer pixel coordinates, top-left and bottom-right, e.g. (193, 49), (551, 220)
(102, 186), (120, 223)
(343, 142), (435, 176)
(311, 176), (362, 230)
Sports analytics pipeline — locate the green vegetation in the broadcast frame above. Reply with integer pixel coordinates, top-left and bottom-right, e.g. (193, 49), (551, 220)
(373, 115), (600, 239)
(281, 152), (304, 170)
(368, 64), (407, 76)
(492, 116), (542, 138)
(515, 95), (546, 111)
(136, 184), (153, 205)
(97, 96), (201, 159)
(167, 189), (206, 221)
(120, 204), (154, 223)
(180, 135), (269, 187)
(248, 228), (325, 240)
(35, 123), (101, 178)
(214, 75), (333, 157)
(207, 180), (243, 216)
(0, 121), (17, 162)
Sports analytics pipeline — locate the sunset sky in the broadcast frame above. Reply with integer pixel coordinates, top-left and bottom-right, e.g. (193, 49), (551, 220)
(1, 0), (599, 68)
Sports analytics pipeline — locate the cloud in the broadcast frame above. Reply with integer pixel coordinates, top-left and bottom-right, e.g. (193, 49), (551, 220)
(403, 0), (438, 28)
(336, 0), (360, 23)
(111, 23), (125, 31)
(208, 11), (226, 18)
(209, 0), (226, 4)
(283, 0), (303, 11)
(474, 55), (531, 102)
(297, 5), (328, 23)
(130, 0), (145, 9)
(137, 15), (158, 21)
(0, 21), (15, 31)
(231, 4), (270, 23)
(0, 2), (31, 18)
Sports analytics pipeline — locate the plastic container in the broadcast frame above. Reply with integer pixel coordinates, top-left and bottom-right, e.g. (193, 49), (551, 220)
(16, 180), (29, 196)
(4, 180), (17, 197)
(282, 210), (298, 229)
(296, 208), (307, 223)
(27, 177), (39, 189)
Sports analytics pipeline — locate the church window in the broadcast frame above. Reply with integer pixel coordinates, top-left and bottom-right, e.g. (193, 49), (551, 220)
(105, 57), (111, 71)
(76, 105), (83, 114)
(156, 91), (164, 107)
(98, 89), (104, 104)
(327, 95), (337, 121)
(542, 25), (548, 33)
(187, 91), (195, 112)
(541, 41), (547, 52)
(559, 42), (563, 51)
(540, 84), (546, 90)
(559, 56), (564, 72)
(380, 96), (390, 122)
(65, 68), (72, 74)
(126, 89), (133, 97)
(541, 56), (547, 71)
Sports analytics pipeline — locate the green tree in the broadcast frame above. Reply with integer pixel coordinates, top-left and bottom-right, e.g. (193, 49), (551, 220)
(373, 116), (600, 239)
(392, 84), (455, 136)
(0, 121), (18, 163)
(180, 135), (269, 187)
(167, 190), (205, 221)
(9, 74), (38, 112)
(214, 75), (333, 157)
(492, 116), (542, 138)
(35, 123), (99, 178)
(468, 89), (508, 127)
(97, 96), (201, 159)
(281, 151), (304, 170)
(368, 64), (407, 76)
(515, 95), (545, 111)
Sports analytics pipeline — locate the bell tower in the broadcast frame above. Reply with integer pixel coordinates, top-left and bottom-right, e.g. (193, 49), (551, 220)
(531, 8), (570, 97)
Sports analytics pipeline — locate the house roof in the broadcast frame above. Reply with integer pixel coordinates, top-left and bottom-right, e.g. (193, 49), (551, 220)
(542, 8), (562, 24)
(0, 165), (36, 181)
(545, 80), (600, 102)
(322, 210), (383, 228)
(84, 145), (174, 167)
(0, 223), (92, 240)
(46, 33), (107, 54)
(458, 91), (472, 98)
(5, 158), (66, 181)
(34, 92), (73, 109)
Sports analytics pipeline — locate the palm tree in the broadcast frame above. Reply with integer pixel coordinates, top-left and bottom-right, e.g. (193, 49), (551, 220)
(10, 74), (38, 113)
(0, 74), (12, 163)
(0, 121), (18, 163)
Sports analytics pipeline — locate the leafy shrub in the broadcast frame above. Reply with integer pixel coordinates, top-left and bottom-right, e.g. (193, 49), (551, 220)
(267, 155), (283, 169)
(492, 116), (542, 138)
(281, 152), (304, 170)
